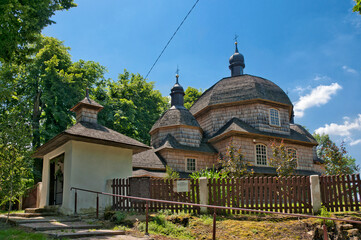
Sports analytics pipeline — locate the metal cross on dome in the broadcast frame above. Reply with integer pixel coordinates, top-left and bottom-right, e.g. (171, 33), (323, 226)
(234, 34), (239, 43)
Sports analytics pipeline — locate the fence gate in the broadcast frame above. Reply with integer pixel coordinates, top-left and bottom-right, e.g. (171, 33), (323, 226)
(319, 174), (361, 212)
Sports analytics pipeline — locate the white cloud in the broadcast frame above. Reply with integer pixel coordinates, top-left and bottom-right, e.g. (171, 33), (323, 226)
(315, 114), (361, 137)
(314, 75), (331, 81)
(342, 65), (357, 74)
(293, 85), (311, 94)
(294, 83), (342, 118)
(350, 139), (361, 146)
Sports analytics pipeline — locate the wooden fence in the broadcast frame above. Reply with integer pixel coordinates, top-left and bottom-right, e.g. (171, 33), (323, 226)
(112, 178), (200, 213)
(208, 176), (312, 214)
(320, 174), (361, 212)
(112, 174), (361, 215)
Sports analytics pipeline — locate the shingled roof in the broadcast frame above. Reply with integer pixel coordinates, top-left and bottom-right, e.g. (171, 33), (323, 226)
(150, 105), (201, 133)
(133, 149), (167, 170)
(70, 97), (104, 112)
(156, 134), (217, 154)
(210, 117), (318, 145)
(33, 121), (150, 158)
(190, 74), (293, 116)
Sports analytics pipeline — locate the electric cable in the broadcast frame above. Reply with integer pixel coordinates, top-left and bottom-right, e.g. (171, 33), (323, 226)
(145, 0), (201, 79)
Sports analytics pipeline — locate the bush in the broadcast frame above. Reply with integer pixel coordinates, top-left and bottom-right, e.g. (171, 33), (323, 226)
(318, 206), (334, 227)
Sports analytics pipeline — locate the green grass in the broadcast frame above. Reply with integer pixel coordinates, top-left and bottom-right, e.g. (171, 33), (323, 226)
(0, 210), (24, 215)
(137, 212), (194, 239)
(0, 229), (49, 240)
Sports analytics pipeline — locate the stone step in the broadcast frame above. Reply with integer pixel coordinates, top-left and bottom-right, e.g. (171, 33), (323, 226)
(25, 208), (57, 214)
(6, 217), (81, 225)
(9, 212), (55, 218)
(18, 221), (102, 231)
(43, 229), (126, 239)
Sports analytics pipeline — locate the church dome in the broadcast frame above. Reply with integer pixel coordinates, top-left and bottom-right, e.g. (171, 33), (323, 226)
(150, 106), (201, 133)
(229, 50), (245, 69)
(189, 74), (293, 115)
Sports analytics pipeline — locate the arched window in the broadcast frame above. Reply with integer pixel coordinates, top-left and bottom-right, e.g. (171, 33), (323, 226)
(269, 108), (280, 126)
(255, 144), (267, 165)
(287, 148), (298, 166)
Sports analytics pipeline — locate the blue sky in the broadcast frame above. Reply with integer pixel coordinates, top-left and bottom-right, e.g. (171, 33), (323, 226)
(43, 0), (361, 169)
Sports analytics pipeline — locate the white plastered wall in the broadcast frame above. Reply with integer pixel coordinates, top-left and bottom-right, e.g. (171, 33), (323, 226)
(39, 141), (73, 210)
(40, 140), (133, 215)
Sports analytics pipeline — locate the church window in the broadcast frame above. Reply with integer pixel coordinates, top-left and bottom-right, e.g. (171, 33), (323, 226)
(255, 144), (267, 165)
(269, 108), (280, 126)
(186, 158), (196, 172)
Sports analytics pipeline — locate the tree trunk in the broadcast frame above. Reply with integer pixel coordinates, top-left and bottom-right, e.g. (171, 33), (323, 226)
(32, 90), (42, 149)
(6, 171), (13, 224)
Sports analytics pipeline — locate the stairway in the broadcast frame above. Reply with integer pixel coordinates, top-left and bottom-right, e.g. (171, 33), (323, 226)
(0, 207), (126, 239)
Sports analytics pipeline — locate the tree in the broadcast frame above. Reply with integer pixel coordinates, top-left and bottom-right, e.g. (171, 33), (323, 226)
(0, 36), (107, 181)
(269, 140), (297, 177)
(313, 133), (359, 175)
(96, 70), (168, 144)
(0, 0), (76, 63)
(184, 87), (202, 109)
(19, 36), (107, 149)
(218, 141), (253, 177)
(0, 93), (33, 222)
(354, 0), (361, 14)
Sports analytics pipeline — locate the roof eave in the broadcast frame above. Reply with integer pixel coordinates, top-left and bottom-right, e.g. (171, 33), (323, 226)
(32, 132), (150, 158)
(209, 130), (318, 147)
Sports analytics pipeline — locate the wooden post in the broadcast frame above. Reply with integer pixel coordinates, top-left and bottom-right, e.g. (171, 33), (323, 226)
(145, 201), (149, 235)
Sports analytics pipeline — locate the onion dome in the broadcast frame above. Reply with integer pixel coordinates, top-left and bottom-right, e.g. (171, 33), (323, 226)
(170, 73), (185, 107)
(229, 42), (245, 76)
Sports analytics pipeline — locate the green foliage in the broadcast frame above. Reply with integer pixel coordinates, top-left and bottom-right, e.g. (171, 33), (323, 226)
(138, 212), (194, 239)
(313, 134), (359, 175)
(0, 0), (76, 64)
(0, 36), (107, 181)
(218, 141), (253, 178)
(184, 87), (203, 109)
(189, 166), (225, 180)
(0, 95), (34, 221)
(95, 70), (168, 144)
(23, 36), (107, 148)
(318, 206), (334, 227)
(165, 166), (180, 179)
(354, 0), (361, 14)
(113, 211), (126, 224)
(269, 140), (297, 177)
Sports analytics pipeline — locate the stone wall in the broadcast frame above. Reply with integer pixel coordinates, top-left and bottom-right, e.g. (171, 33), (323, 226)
(212, 136), (317, 171)
(158, 149), (217, 172)
(151, 126), (202, 148)
(196, 103), (290, 137)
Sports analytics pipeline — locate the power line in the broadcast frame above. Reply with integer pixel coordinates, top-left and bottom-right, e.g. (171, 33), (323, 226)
(145, 0), (201, 79)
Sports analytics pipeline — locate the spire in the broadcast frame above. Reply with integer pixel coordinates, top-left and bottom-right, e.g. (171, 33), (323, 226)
(234, 34), (239, 53)
(175, 66), (179, 84)
(229, 37), (245, 77)
(170, 68), (185, 107)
